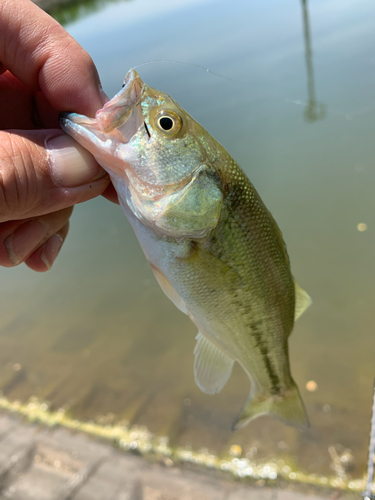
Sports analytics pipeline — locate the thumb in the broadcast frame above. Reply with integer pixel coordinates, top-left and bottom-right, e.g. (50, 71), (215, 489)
(0, 129), (109, 222)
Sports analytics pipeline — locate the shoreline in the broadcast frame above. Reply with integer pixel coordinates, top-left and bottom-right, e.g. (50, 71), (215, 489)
(0, 396), (360, 500)
(32, 0), (86, 10)
(0, 408), (351, 500)
(31, 0), (120, 25)
(32, 0), (77, 10)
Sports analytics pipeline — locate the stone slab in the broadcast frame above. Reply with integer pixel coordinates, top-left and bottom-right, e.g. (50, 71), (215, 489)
(0, 413), (342, 500)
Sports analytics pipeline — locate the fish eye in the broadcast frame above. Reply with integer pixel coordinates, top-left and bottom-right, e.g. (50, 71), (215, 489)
(159, 117), (173, 130)
(155, 110), (182, 136)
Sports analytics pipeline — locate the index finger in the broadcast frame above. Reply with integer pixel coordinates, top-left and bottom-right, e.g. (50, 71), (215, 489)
(0, 0), (104, 117)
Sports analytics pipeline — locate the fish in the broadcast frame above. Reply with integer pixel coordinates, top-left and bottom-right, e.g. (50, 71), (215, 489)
(60, 69), (312, 431)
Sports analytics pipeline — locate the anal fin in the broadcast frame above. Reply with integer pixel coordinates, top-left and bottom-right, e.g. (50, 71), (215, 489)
(194, 332), (234, 394)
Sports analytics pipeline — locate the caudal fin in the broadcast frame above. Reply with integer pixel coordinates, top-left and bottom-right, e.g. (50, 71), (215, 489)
(232, 381), (309, 431)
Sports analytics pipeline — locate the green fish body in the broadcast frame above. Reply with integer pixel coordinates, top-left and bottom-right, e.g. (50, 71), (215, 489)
(60, 70), (311, 430)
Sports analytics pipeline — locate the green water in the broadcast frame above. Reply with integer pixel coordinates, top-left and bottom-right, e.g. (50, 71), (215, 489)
(2, 0), (375, 487)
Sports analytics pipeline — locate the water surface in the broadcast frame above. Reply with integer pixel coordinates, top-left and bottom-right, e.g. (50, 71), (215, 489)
(2, 0), (375, 487)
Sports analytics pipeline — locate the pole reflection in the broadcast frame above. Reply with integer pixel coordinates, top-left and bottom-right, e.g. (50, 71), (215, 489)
(301, 0), (326, 123)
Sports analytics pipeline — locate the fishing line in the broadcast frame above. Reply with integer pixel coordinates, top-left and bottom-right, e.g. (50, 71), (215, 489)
(132, 60), (238, 84)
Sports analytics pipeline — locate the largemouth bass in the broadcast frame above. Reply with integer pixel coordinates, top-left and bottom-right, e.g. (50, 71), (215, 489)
(60, 70), (311, 430)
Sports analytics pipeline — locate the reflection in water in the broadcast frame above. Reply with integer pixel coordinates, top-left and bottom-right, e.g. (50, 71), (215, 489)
(300, 0), (326, 123)
(36, 0), (128, 26)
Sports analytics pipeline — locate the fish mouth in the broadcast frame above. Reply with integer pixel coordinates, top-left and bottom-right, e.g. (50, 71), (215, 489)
(95, 69), (144, 134)
(59, 69), (144, 170)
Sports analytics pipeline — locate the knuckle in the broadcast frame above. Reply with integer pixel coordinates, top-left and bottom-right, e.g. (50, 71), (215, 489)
(0, 132), (38, 221)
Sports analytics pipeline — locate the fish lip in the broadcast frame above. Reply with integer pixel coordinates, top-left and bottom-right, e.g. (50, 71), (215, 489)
(95, 69), (144, 133)
(59, 69), (144, 136)
(58, 70), (148, 188)
(122, 68), (138, 88)
(59, 112), (97, 127)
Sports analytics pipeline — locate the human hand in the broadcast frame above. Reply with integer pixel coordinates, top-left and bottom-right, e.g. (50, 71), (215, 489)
(0, 0), (117, 272)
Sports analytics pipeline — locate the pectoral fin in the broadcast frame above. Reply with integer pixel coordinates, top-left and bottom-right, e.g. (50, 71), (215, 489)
(150, 264), (188, 314)
(294, 281), (312, 321)
(194, 332), (234, 394)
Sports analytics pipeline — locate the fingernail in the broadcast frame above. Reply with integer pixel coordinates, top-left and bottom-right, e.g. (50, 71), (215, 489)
(4, 220), (48, 265)
(46, 134), (107, 187)
(41, 234), (63, 270)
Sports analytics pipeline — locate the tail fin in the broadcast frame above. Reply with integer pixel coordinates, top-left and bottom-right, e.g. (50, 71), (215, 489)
(232, 381), (309, 431)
